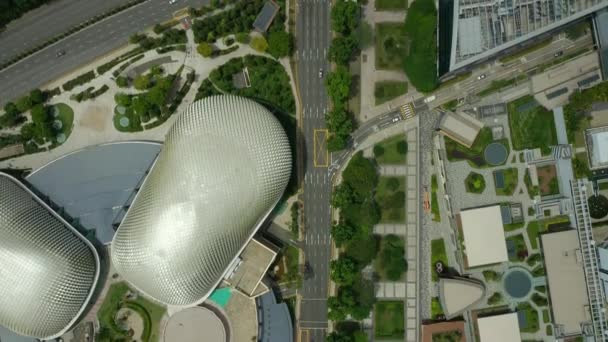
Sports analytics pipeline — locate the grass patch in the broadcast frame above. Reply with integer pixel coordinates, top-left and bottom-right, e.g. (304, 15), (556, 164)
(517, 302), (540, 333)
(573, 152), (591, 179)
(375, 81), (408, 105)
(374, 134), (408, 164)
(376, 0), (407, 10)
(375, 22), (408, 70)
(52, 103), (74, 144)
(531, 265), (545, 277)
(532, 293), (548, 306)
(431, 174), (440, 222)
(374, 301), (405, 339)
(499, 38), (552, 63)
(542, 309), (550, 323)
(508, 96), (557, 155)
(482, 270), (501, 282)
(506, 234), (528, 262)
(524, 168), (539, 199)
(487, 292), (503, 305)
(375, 176), (406, 223)
(375, 235), (407, 281)
(431, 297), (444, 319)
(494, 168), (519, 196)
(431, 238), (447, 281)
(403, 0), (438, 92)
(97, 282), (166, 342)
(504, 221), (525, 232)
(527, 253), (542, 266)
(464, 172), (486, 194)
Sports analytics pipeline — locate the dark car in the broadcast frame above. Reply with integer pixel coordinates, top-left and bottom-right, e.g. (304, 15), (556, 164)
(56, 50), (66, 57)
(554, 51), (564, 57)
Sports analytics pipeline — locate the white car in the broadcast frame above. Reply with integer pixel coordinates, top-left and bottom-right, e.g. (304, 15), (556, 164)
(477, 73), (486, 80)
(423, 95), (436, 104)
(318, 69), (323, 78)
(169, 0), (177, 4)
(392, 117), (400, 123)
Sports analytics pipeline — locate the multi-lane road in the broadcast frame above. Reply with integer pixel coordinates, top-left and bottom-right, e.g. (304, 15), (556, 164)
(0, 0), (208, 107)
(296, 0), (332, 340)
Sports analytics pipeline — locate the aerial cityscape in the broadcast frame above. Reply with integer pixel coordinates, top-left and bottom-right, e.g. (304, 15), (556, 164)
(1, 0), (608, 341)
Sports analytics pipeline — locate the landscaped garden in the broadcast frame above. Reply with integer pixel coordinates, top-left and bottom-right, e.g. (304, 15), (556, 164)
(431, 297), (444, 319)
(444, 127), (508, 168)
(526, 215), (570, 249)
(464, 172), (486, 194)
(508, 96), (557, 155)
(97, 282), (166, 342)
(537, 164), (560, 196)
(373, 134), (408, 164)
(374, 301), (405, 339)
(375, 176), (406, 223)
(431, 238), (447, 281)
(376, 234), (407, 281)
(517, 302), (540, 333)
(403, 0), (438, 92)
(506, 234), (528, 262)
(431, 174), (440, 222)
(375, 81), (408, 105)
(375, 22), (408, 70)
(493, 168), (518, 196)
(524, 168), (539, 199)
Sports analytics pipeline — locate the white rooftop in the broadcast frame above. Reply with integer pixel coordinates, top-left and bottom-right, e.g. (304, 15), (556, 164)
(459, 206), (508, 268)
(478, 313), (521, 342)
(591, 130), (608, 164)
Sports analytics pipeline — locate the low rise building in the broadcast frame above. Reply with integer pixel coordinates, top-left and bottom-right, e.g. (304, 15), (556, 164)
(477, 312), (521, 342)
(457, 205), (509, 268)
(438, 111), (484, 148)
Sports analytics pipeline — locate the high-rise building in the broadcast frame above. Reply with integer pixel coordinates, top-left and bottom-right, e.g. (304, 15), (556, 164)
(111, 96), (292, 306)
(0, 173), (100, 340)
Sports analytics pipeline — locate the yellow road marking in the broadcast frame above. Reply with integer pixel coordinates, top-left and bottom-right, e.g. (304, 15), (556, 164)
(313, 129), (329, 168)
(299, 329), (310, 342)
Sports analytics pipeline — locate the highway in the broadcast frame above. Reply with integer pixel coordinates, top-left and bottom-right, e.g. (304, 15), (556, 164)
(0, 0), (208, 107)
(295, 0), (331, 340)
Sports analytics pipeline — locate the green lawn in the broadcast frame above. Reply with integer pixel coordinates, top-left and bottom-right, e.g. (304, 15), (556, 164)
(375, 0), (407, 10)
(374, 134), (408, 164)
(431, 174), (440, 222)
(374, 301), (405, 339)
(464, 172), (486, 194)
(375, 22), (408, 70)
(526, 215), (570, 249)
(53, 103), (74, 144)
(403, 0), (438, 92)
(508, 96), (557, 155)
(506, 234), (528, 262)
(524, 168), (539, 199)
(494, 168), (519, 196)
(542, 309), (551, 323)
(375, 176), (406, 223)
(517, 302), (540, 333)
(113, 105), (143, 132)
(431, 238), (447, 281)
(97, 282), (166, 342)
(375, 81), (408, 105)
(431, 297), (444, 319)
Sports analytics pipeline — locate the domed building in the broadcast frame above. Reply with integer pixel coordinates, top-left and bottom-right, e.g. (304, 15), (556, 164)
(111, 95), (292, 306)
(0, 173), (100, 340)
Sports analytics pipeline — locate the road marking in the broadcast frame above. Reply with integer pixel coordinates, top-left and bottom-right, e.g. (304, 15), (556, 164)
(299, 329), (310, 342)
(313, 129), (329, 168)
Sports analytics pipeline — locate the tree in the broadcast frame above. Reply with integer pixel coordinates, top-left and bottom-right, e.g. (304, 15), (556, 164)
(378, 234), (407, 281)
(131, 96), (151, 116)
(29, 89), (45, 104)
(326, 66), (352, 105)
(373, 145), (384, 158)
(15, 95), (32, 113)
(250, 35), (269, 52)
(236, 32), (250, 44)
(396, 140), (408, 154)
(329, 35), (358, 65)
(331, 1), (360, 35)
(197, 42), (214, 57)
(30, 104), (53, 140)
(386, 177), (400, 191)
(326, 331), (353, 342)
(2, 102), (22, 127)
(115, 93), (131, 106)
(133, 74), (152, 90)
(20, 123), (35, 141)
(129, 33), (146, 44)
(116, 76), (129, 88)
(332, 223), (356, 247)
(332, 183), (354, 208)
(146, 76), (173, 107)
(330, 256), (358, 285)
(267, 31), (293, 58)
(342, 151), (378, 198)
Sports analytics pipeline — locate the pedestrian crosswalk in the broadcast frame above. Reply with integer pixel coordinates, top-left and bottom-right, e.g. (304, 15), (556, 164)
(400, 102), (415, 120)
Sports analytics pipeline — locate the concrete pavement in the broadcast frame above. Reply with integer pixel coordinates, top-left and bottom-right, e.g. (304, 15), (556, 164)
(0, 0), (209, 107)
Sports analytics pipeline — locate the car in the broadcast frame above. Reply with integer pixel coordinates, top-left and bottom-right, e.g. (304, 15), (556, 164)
(554, 51), (564, 57)
(169, 0), (177, 4)
(318, 69), (323, 78)
(392, 117), (400, 123)
(423, 95), (436, 104)
(477, 73), (486, 80)
(56, 50), (65, 57)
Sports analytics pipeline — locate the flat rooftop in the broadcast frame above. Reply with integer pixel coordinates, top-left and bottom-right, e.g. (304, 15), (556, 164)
(586, 126), (608, 169)
(225, 238), (277, 297)
(448, 0), (608, 71)
(541, 230), (590, 336)
(477, 312), (521, 342)
(26, 142), (161, 244)
(439, 277), (485, 318)
(459, 205), (508, 268)
(439, 111), (484, 148)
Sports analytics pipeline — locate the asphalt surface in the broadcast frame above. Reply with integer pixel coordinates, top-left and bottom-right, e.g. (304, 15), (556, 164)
(296, 0), (331, 340)
(0, 0), (127, 65)
(0, 0), (208, 106)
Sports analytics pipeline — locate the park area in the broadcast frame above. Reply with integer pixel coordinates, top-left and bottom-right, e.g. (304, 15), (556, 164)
(97, 282), (166, 342)
(464, 172), (486, 194)
(493, 168), (518, 196)
(508, 96), (557, 155)
(375, 22), (408, 70)
(374, 300), (405, 339)
(375, 176), (406, 223)
(373, 134), (408, 164)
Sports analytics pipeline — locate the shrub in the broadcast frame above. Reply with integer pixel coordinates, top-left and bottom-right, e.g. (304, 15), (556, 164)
(133, 74), (152, 90)
(396, 140), (408, 154)
(224, 37), (235, 46)
(62, 70), (95, 91)
(236, 32), (250, 44)
(373, 145), (385, 157)
(588, 195), (608, 219)
(250, 36), (269, 52)
(197, 42), (214, 57)
(116, 76), (129, 88)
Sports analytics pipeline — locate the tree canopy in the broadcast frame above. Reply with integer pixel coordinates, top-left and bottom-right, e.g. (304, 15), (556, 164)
(330, 256), (358, 285)
(267, 31), (293, 59)
(342, 151), (378, 197)
(331, 1), (360, 35)
(329, 35), (358, 65)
